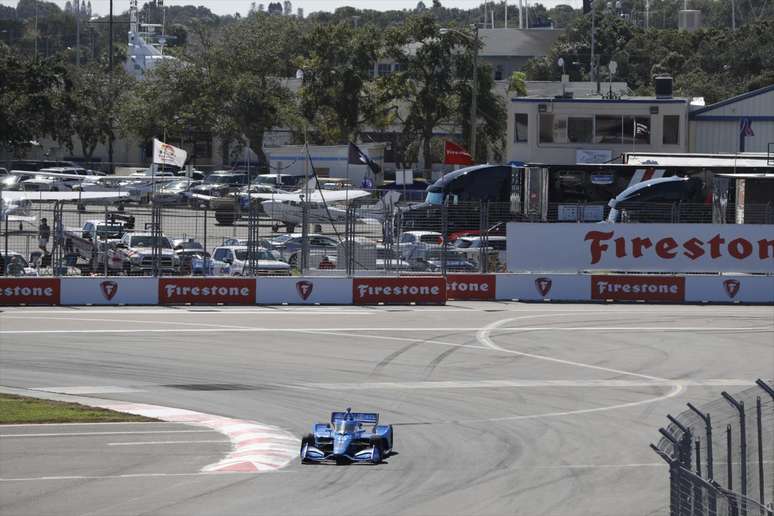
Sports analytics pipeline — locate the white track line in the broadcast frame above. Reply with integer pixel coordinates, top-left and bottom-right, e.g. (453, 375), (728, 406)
(465, 317), (686, 422)
(0, 430), (215, 438)
(107, 440), (229, 446)
(1, 326), (769, 335)
(297, 379), (756, 390)
(0, 471), (277, 482)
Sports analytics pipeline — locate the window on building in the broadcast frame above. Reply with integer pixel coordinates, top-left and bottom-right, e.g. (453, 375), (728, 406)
(539, 114), (554, 143)
(567, 117), (593, 143)
(495, 65), (503, 81)
(393, 62), (405, 73)
(663, 115), (680, 145)
(595, 115), (623, 144)
(514, 113), (528, 143)
(377, 63), (392, 77)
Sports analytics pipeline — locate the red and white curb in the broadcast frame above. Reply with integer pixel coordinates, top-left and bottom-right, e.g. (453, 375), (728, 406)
(93, 400), (298, 473)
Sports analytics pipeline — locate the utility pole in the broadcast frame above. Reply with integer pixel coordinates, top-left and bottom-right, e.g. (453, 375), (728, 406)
(76, 7), (81, 66)
(589, 0), (599, 86)
(108, 0), (114, 174)
(470, 24), (479, 162)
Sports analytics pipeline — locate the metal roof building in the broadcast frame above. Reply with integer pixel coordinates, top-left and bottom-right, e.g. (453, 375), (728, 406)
(689, 84), (774, 154)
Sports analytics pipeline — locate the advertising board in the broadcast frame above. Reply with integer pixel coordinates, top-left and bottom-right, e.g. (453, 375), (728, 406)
(353, 277), (446, 305)
(0, 278), (60, 305)
(158, 278), (256, 305)
(685, 275), (774, 303)
(495, 274), (590, 301)
(446, 274), (495, 301)
(61, 277), (158, 305)
(591, 275), (685, 302)
(256, 277), (353, 304)
(507, 223), (774, 273)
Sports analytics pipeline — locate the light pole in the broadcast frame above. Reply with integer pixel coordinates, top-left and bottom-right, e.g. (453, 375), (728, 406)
(440, 25), (480, 162)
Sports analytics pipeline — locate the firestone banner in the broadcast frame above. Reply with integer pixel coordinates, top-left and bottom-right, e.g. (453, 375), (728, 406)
(0, 278), (60, 305)
(353, 277), (446, 305)
(507, 223), (774, 274)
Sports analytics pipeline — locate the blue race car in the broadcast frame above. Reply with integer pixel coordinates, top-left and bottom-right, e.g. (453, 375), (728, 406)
(300, 408), (394, 465)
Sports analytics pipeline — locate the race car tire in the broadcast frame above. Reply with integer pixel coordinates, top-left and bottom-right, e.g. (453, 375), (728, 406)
(300, 433), (315, 463)
(369, 436), (386, 464)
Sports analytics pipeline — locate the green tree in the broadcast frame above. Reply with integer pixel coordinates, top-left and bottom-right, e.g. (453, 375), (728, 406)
(0, 46), (69, 156)
(295, 23), (383, 144)
(380, 15), (476, 178)
(66, 63), (133, 160)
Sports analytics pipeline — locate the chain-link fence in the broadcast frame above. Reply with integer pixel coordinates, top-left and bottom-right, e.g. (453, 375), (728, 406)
(652, 380), (774, 516)
(2, 194), (773, 277)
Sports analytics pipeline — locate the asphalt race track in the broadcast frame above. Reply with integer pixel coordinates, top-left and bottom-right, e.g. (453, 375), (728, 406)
(1, 303), (772, 516)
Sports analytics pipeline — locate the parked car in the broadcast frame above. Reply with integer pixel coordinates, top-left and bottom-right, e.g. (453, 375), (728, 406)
(189, 171), (249, 198)
(113, 233), (179, 275)
(210, 245), (291, 276)
(416, 249), (477, 272)
(0, 252), (38, 276)
(453, 235), (507, 268)
(263, 233), (340, 268)
(153, 179), (201, 205)
(398, 231), (443, 263)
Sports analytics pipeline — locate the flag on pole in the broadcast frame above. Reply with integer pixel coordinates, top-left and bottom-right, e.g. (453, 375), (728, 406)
(443, 140), (474, 165)
(739, 118), (754, 152)
(348, 142), (381, 175)
(153, 138), (187, 168)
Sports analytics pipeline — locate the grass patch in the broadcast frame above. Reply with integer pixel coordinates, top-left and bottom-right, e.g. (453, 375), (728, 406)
(0, 394), (157, 424)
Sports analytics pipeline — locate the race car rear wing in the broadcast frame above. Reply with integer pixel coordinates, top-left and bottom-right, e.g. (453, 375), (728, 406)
(331, 411), (379, 425)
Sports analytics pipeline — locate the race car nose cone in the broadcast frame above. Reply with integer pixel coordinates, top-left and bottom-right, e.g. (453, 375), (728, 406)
(333, 434), (352, 455)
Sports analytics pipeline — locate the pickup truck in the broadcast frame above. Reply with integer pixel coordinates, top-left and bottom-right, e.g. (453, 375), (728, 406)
(114, 233), (179, 275)
(63, 218), (133, 273)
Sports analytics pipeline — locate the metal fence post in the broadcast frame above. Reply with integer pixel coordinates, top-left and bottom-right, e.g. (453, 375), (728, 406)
(695, 439), (704, 516)
(662, 427), (690, 515)
(688, 402), (717, 514)
(723, 391), (748, 516)
(203, 208), (208, 276)
(651, 444), (682, 516)
(441, 200), (448, 277)
(479, 200), (489, 273)
(756, 396), (765, 508)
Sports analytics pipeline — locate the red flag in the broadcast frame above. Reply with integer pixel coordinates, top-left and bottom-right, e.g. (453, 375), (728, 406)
(443, 140), (474, 166)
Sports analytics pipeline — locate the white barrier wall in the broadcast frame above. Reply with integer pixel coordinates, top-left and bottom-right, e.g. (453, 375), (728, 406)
(255, 277), (353, 305)
(496, 273), (774, 303)
(507, 223), (774, 274)
(684, 275), (774, 303)
(61, 277), (158, 305)
(496, 274), (591, 301)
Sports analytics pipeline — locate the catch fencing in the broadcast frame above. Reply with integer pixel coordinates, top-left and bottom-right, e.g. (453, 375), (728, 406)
(652, 380), (774, 516)
(1, 195), (772, 278)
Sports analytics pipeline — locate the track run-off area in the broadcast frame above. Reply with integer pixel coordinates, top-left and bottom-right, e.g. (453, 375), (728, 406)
(1, 302), (772, 516)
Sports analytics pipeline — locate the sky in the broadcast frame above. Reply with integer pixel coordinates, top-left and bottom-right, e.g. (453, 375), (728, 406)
(0, 0), (581, 17)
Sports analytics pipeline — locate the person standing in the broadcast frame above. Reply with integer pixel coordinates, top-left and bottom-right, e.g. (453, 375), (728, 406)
(38, 218), (51, 253)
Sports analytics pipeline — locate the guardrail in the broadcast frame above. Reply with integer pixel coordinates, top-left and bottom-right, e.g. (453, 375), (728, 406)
(652, 381), (774, 516)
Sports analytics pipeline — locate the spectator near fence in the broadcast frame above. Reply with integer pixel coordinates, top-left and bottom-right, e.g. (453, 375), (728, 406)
(38, 218), (51, 254)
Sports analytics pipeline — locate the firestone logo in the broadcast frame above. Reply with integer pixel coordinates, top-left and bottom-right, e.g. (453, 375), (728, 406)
(100, 280), (118, 301)
(591, 275), (685, 302)
(584, 230), (774, 264)
(356, 284), (440, 298)
(296, 280), (314, 300)
(534, 277), (552, 296)
(723, 279), (740, 299)
(0, 286), (55, 297)
(163, 284), (252, 297)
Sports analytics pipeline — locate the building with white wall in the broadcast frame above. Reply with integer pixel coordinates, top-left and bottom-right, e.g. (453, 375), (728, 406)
(506, 94), (695, 164)
(689, 85), (774, 154)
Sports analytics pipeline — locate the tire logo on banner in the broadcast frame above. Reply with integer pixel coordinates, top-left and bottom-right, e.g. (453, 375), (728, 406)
(535, 277), (552, 296)
(296, 280), (314, 301)
(723, 279), (741, 299)
(159, 278), (255, 305)
(446, 275), (495, 300)
(353, 277), (446, 305)
(100, 280), (119, 301)
(591, 275), (685, 302)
